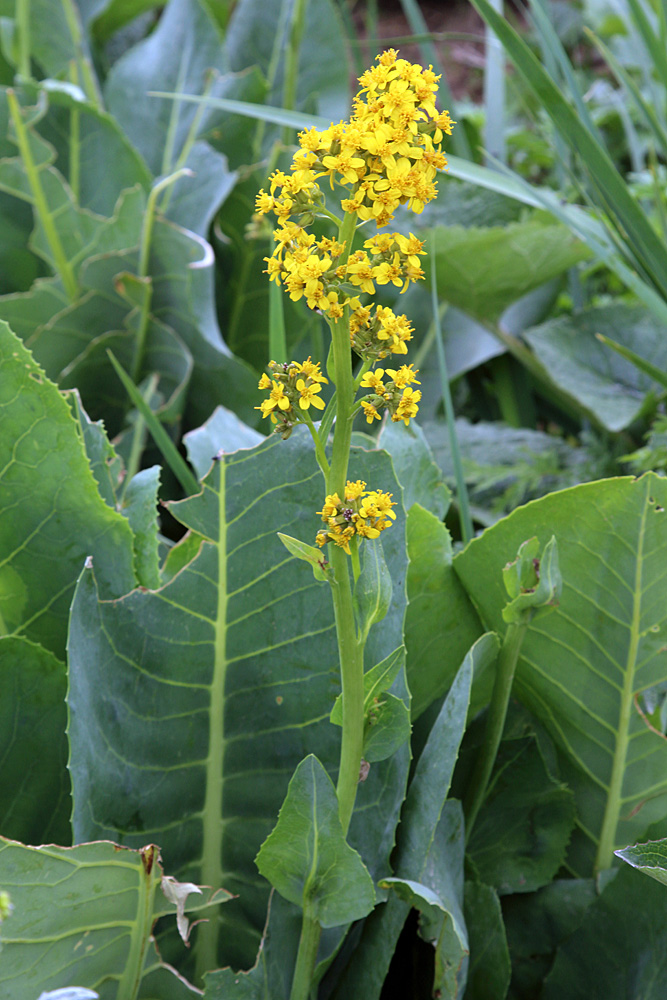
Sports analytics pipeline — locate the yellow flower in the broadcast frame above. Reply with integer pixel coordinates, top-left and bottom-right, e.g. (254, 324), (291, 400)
(293, 357), (328, 383)
(362, 401), (382, 424)
(297, 378), (325, 410)
(394, 386), (421, 424)
(258, 372), (272, 390)
(345, 480), (367, 500)
(360, 369), (386, 393)
(385, 364), (420, 389)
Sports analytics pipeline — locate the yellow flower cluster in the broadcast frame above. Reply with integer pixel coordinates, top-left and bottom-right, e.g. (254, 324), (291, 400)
(254, 50), (454, 364)
(316, 480), (397, 553)
(256, 358), (327, 438)
(359, 364), (422, 425)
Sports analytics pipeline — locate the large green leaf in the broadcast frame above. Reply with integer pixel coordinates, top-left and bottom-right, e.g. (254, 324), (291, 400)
(464, 712), (576, 895)
(327, 638), (485, 999)
(226, 0), (350, 125)
(32, 85), (151, 216)
(0, 838), (225, 999)
(0, 320), (135, 658)
(463, 882), (511, 1000)
(405, 505), (483, 720)
(0, 637), (69, 845)
(524, 302), (667, 432)
(543, 864), (667, 999)
(378, 420), (450, 520)
(105, 0), (226, 177)
(67, 430), (409, 972)
(430, 218), (590, 324)
(502, 878), (596, 1000)
(453, 473), (667, 876)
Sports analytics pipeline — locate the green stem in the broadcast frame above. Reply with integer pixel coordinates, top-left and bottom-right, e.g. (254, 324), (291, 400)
(430, 238), (473, 544)
(8, 90), (78, 300)
(330, 544), (365, 835)
(16, 0), (30, 78)
(290, 910), (322, 1000)
(133, 169), (190, 381)
(61, 0), (100, 106)
(323, 209), (366, 835)
(463, 619), (528, 840)
(119, 373), (159, 505)
(282, 0), (309, 145)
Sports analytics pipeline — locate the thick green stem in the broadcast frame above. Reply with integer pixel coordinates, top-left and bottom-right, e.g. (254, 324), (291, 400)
(322, 209), (366, 834)
(16, 0), (30, 78)
(8, 90), (78, 300)
(463, 619), (528, 841)
(290, 910), (322, 1000)
(330, 545), (365, 835)
(133, 169), (190, 382)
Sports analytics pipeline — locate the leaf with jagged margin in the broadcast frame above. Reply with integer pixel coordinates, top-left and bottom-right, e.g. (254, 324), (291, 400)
(616, 838), (667, 887)
(65, 388), (123, 508)
(463, 882), (511, 1000)
(67, 430), (408, 972)
(0, 838), (227, 999)
(0, 320), (135, 659)
(378, 420), (451, 521)
(405, 505), (483, 720)
(0, 637), (69, 845)
(122, 466), (161, 590)
(453, 474), (667, 876)
(326, 638), (489, 1000)
(430, 218), (591, 324)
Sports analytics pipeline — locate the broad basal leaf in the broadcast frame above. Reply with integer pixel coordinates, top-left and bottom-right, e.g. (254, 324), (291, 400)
(430, 217), (590, 324)
(405, 504), (483, 720)
(226, 0), (350, 125)
(67, 430), (408, 972)
(543, 864), (667, 999)
(0, 320), (135, 658)
(0, 838), (223, 999)
(0, 637), (69, 845)
(454, 474), (667, 875)
(524, 302), (667, 432)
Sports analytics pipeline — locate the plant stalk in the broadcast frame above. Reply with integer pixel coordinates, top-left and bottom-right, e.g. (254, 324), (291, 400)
(463, 619), (528, 840)
(290, 910), (322, 1000)
(7, 90), (79, 300)
(282, 0), (309, 144)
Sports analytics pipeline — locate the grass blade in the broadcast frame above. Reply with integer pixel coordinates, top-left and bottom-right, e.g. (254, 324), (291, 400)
(107, 350), (200, 496)
(469, 0), (667, 298)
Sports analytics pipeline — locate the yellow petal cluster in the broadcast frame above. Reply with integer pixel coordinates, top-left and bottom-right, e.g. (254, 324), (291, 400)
(359, 364), (422, 425)
(256, 358), (327, 438)
(316, 480), (397, 553)
(255, 50), (454, 364)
